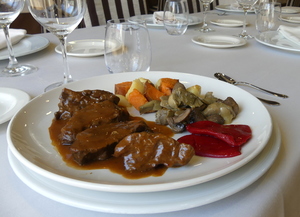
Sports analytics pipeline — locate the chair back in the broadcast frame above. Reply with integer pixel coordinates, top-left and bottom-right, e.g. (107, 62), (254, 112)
(287, 0), (300, 6)
(83, 0), (148, 27)
(158, 0), (219, 12)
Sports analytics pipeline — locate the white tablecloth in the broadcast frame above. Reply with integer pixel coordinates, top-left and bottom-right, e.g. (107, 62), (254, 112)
(1, 11), (299, 217)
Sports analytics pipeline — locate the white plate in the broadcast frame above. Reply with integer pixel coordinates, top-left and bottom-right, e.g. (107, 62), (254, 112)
(129, 14), (201, 27)
(280, 15), (300, 23)
(255, 31), (300, 52)
(281, 6), (300, 14)
(7, 71), (272, 193)
(210, 19), (246, 27)
(0, 35), (49, 60)
(216, 5), (255, 13)
(0, 87), (30, 124)
(192, 35), (247, 48)
(55, 39), (107, 57)
(8, 123), (280, 214)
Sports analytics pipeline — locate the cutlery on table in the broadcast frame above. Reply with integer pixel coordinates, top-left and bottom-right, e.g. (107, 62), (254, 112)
(214, 73), (288, 98)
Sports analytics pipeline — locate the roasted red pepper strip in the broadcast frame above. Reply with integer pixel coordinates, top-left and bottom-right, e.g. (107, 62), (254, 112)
(186, 121), (252, 147)
(178, 134), (241, 158)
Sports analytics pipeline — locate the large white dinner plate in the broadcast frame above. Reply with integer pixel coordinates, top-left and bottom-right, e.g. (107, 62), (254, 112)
(280, 15), (300, 23)
(8, 123), (280, 214)
(7, 71), (272, 193)
(0, 87), (30, 124)
(192, 35), (247, 48)
(55, 39), (111, 57)
(129, 14), (201, 27)
(0, 35), (49, 60)
(255, 31), (300, 52)
(210, 19), (246, 27)
(281, 6), (300, 14)
(216, 4), (255, 13)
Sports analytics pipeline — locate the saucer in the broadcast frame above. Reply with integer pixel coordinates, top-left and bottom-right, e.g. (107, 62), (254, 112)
(192, 35), (247, 48)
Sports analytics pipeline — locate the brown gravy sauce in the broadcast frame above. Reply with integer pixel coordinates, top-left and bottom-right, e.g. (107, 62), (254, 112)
(49, 116), (174, 179)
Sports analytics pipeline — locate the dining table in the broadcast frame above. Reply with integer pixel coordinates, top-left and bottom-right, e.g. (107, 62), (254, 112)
(1, 8), (300, 217)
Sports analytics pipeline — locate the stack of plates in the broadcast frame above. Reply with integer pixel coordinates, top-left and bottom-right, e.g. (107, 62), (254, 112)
(7, 71), (280, 214)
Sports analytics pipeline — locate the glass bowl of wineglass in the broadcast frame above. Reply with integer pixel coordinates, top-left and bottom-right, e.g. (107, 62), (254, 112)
(0, 0), (37, 77)
(199, 0), (214, 32)
(26, 0), (86, 91)
(236, 0), (258, 38)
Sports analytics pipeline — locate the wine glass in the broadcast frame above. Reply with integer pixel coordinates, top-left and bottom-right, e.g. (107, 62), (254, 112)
(163, 0), (189, 36)
(26, 0), (86, 91)
(236, 0), (258, 38)
(199, 0), (214, 32)
(0, 0), (37, 77)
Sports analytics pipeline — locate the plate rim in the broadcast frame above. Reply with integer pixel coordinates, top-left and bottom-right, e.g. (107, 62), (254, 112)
(215, 4), (255, 13)
(192, 35), (247, 48)
(210, 19), (246, 27)
(7, 122), (280, 214)
(0, 87), (30, 124)
(0, 35), (50, 60)
(7, 71), (272, 193)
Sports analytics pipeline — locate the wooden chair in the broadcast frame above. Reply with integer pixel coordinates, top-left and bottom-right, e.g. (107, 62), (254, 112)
(157, 0), (219, 13)
(82, 0), (148, 27)
(286, 0), (300, 6)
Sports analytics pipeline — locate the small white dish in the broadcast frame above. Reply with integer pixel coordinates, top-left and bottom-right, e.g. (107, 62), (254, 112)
(8, 123), (280, 214)
(281, 6), (300, 14)
(216, 4), (255, 13)
(55, 39), (108, 57)
(280, 15), (300, 23)
(0, 35), (49, 60)
(0, 87), (30, 124)
(210, 19), (246, 27)
(192, 35), (247, 48)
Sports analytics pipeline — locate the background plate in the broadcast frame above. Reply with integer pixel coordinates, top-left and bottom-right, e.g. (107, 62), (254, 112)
(7, 71), (272, 193)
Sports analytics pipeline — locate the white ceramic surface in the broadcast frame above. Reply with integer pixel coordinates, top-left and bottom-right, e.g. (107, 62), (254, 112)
(8, 123), (280, 214)
(210, 19), (245, 27)
(0, 87), (30, 124)
(55, 39), (106, 57)
(129, 14), (202, 27)
(192, 35), (247, 48)
(215, 5), (255, 13)
(280, 15), (300, 23)
(255, 31), (300, 52)
(0, 35), (49, 60)
(281, 6), (300, 14)
(7, 71), (272, 193)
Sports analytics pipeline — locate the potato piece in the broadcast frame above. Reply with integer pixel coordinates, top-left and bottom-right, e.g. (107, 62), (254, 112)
(144, 81), (166, 101)
(126, 79), (145, 99)
(156, 78), (179, 96)
(127, 89), (148, 111)
(116, 94), (131, 107)
(187, 85), (201, 97)
(115, 81), (132, 96)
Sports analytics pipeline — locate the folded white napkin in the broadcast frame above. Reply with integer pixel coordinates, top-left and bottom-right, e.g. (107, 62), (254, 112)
(153, 11), (175, 25)
(0, 29), (27, 50)
(277, 25), (300, 45)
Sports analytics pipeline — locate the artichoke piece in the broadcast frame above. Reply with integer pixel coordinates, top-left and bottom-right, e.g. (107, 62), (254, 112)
(155, 108), (175, 125)
(203, 92), (218, 104)
(139, 100), (162, 114)
(203, 102), (236, 124)
(172, 86), (204, 109)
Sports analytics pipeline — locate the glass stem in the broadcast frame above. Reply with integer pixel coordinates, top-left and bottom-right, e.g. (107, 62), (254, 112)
(2, 24), (19, 69)
(58, 35), (72, 84)
(202, 3), (209, 27)
(241, 9), (248, 35)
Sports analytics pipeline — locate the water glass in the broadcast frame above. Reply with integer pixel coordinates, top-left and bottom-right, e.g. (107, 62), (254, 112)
(104, 19), (151, 73)
(163, 0), (189, 35)
(256, 2), (281, 32)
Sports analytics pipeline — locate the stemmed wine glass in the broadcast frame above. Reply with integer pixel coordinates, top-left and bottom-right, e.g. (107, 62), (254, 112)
(199, 0), (214, 32)
(236, 0), (258, 38)
(0, 0), (37, 77)
(26, 0), (86, 91)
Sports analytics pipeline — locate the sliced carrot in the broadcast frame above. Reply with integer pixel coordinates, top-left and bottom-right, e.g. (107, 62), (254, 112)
(128, 88), (148, 111)
(158, 78), (179, 95)
(144, 81), (166, 101)
(115, 81), (132, 96)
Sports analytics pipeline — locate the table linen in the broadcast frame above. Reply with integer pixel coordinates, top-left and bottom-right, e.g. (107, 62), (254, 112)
(0, 11), (299, 217)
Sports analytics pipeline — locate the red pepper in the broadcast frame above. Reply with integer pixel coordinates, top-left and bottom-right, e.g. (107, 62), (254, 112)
(186, 121), (252, 147)
(178, 134), (241, 158)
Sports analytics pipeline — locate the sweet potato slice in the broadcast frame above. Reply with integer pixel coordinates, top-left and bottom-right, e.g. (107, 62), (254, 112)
(128, 89), (148, 111)
(115, 81), (132, 96)
(157, 78), (179, 96)
(144, 81), (165, 101)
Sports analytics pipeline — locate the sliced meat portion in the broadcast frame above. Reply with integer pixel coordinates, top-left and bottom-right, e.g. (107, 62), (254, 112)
(70, 120), (150, 165)
(60, 100), (129, 145)
(55, 88), (120, 120)
(114, 132), (195, 172)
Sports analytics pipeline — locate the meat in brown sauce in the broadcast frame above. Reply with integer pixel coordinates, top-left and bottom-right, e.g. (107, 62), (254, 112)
(70, 120), (151, 165)
(114, 132), (195, 171)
